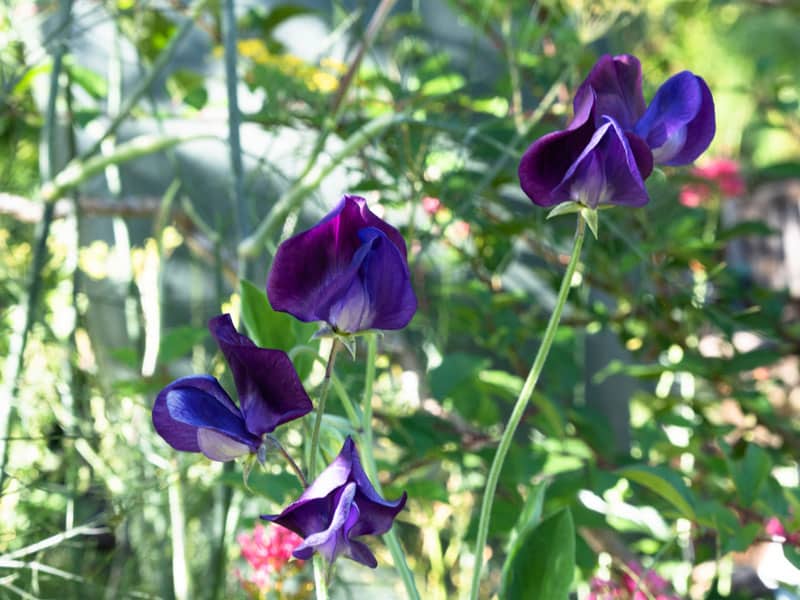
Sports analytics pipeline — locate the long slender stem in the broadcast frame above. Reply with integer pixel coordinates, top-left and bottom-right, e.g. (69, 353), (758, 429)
(267, 435), (308, 488)
(358, 334), (421, 600)
(468, 215), (586, 600)
(221, 0), (247, 275)
(309, 341), (339, 600)
(313, 555), (331, 600)
(309, 341), (340, 480)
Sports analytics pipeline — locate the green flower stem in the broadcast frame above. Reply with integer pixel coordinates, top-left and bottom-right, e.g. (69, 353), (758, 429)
(267, 435), (307, 488)
(358, 334), (421, 600)
(468, 215), (586, 600)
(313, 555), (330, 600)
(41, 133), (212, 204)
(309, 341), (340, 480)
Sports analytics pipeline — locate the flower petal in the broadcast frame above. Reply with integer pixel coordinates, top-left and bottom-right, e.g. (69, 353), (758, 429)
(262, 437), (406, 568)
(344, 538), (378, 569)
(152, 375), (242, 453)
(197, 428), (251, 461)
(291, 483), (358, 563)
(551, 117), (650, 208)
(267, 195), (408, 325)
(164, 384), (258, 449)
(518, 110), (596, 207)
(574, 54), (646, 129)
(343, 437), (408, 537)
(209, 314), (313, 436)
(316, 228), (417, 333)
(634, 71), (715, 166)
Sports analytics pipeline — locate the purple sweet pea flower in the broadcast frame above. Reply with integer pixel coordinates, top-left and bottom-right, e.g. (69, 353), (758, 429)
(262, 436), (407, 567)
(574, 53), (647, 131)
(267, 195), (417, 335)
(518, 53), (715, 208)
(152, 314), (313, 461)
(519, 91), (653, 208)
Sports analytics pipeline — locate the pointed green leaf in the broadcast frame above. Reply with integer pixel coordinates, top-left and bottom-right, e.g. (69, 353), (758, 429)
(726, 443), (772, 507)
(546, 201), (582, 220)
(239, 279), (318, 380)
(617, 465), (696, 520)
(580, 207), (599, 239)
(507, 482), (548, 550)
(500, 508), (575, 600)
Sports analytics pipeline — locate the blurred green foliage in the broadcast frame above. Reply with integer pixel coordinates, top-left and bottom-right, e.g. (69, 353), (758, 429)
(2, 0), (800, 599)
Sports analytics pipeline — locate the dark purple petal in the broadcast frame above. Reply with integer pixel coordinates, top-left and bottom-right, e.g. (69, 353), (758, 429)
(345, 539), (378, 569)
(153, 375), (242, 453)
(518, 110), (596, 207)
(341, 437), (408, 537)
(292, 483), (358, 563)
(267, 195), (409, 326)
(552, 117), (650, 208)
(574, 54), (646, 129)
(634, 71), (715, 166)
(626, 131), (654, 181)
(261, 443), (354, 537)
(315, 228), (417, 333)
(208, 314), (313, 436)
(261, 436), (405, 567)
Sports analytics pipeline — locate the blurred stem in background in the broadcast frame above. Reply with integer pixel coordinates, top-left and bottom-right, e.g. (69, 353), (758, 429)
(0, 0), (72, 496)
(210, 1), (247, 598)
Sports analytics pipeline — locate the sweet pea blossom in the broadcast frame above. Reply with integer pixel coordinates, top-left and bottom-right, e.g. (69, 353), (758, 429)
(519, 54), (715, 209)
(267, 195), (417, 335)
(152, 314), (312, 461)
(262, 436), (407, 567)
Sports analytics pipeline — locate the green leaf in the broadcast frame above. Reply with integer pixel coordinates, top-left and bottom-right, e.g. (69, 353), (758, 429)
(167, 69), (207, 110)
(726, 442), (772, 507)
(507, 482), (547, 550)
(245, 4), (317, 39)
(717, 220), (775, 241)
(785, 545), (800, 571)
(64, 58), (108, 99)
(429, 353), (488, 399)
(500, 508), (575, 600)
(420, 73), (466, 96)
(617, 465), (696, 520)
(546, 201), (582, 220)
(239, 279), (318, 380)
(158, 325), (208, 364)
(580, 207), (599, 239)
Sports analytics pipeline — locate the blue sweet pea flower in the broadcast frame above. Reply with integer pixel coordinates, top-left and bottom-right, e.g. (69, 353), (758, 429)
(152, 314), (313, 461)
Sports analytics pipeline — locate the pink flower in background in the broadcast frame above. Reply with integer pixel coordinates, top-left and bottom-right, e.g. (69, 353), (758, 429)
(588, 576), (626, 599)
(422, 196), (442, 215)
(765, 517), (800, 546)
(766, 517), (787, 538)
(237, 523), (304, 594)
(589, 563), (678, 600)
(622, 563), (679, 600)
(679, 158), (745, 207)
